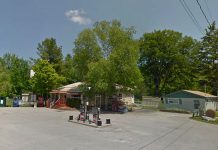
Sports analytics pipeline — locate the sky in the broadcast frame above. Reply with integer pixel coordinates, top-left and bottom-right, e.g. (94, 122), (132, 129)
(0, 0), (218, 59)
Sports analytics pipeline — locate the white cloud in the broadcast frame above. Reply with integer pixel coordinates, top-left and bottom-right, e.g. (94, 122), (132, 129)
(65, 9), (92, 25)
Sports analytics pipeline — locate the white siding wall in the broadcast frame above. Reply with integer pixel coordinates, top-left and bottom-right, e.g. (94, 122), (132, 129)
(204, 102), (216, 111)
(214, 102), (218, 111)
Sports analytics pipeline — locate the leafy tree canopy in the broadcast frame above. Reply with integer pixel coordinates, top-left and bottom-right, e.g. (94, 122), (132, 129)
(30, 60), (65, 98)
(139, 30), (199, 96)
(1, 53), (30, 96)
(37, 38), (63, 74)
(73, 20), (143, 95)
(0, 61), (11, 97)
(199, 22), (218, 95)
(62, 54), (77, 84)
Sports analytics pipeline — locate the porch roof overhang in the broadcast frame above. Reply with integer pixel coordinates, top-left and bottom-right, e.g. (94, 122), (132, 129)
(49, 90), (82, 95)
(50, 82), (83, 94)
(49, 90), (67, 94)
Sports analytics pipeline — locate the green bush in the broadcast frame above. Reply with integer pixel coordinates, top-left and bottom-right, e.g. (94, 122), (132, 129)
(158, 102), (165, 110)
(134, 99), (142, 104)
(191, 116), (218, 125)
(206, 109), (216, 118)
(66, 98), (81, 109)
(6, 98), (13, 107)
(127, 106), (133, 112)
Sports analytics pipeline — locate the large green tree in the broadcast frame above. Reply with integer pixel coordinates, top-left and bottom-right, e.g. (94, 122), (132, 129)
(0, 61), (11, 96)
(1, 53), (30, 96)
(62, 54), (77, 84)
(37, 38), (63, 74)
(30, 60), (65, 98)
(73, 20), (143, 95)
(198, 22), (218, 95)
(139, 30), (199, 96)
(86, 59), (113, 95)
(73, 29), (102, 80)
(94, 20), (143, 88)
(10, 58), (30, 96)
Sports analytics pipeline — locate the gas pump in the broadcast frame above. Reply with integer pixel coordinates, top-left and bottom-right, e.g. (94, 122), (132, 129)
(77, 101), (89, 122)
(71, 106), (110, 127)
(92, 107), (101, 124)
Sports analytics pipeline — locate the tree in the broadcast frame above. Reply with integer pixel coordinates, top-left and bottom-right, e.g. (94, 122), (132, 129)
(1, 53), (18, 70)
(0, 61), (11, 96)
(93, 20), (143, 88)
(10, 58), (30, 96)
(199, 22), (218, 95)
(37, 38), (63, 74)
(139, 30), (198, 96)
(1, 53), (30, 96)
(73, 20), (143, 95)
(62, 54), (77, 84)
(86, 59), (113, 95)
(73, 29), (102, 81)
(30, 60), (65, 98)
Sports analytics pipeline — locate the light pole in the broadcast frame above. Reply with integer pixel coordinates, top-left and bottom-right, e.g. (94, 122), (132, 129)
(30, 69), (37, 108)
(84, 86), (91, 123)
(214, 60), (218, 96)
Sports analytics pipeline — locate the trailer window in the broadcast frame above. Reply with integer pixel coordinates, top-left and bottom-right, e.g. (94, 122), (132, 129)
(194, 100), (200, 109)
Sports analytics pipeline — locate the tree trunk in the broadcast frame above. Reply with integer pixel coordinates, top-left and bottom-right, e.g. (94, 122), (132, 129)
(154, 77), (159, 97)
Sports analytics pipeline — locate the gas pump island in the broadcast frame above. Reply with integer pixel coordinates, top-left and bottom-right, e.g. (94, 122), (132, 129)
(68, 101), (111, 127)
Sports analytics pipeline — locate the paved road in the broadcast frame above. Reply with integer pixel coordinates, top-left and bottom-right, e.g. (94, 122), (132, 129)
(0, 108), (218, 150)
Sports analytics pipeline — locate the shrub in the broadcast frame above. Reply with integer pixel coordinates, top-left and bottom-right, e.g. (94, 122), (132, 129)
(6, 98), (13, 107)
(134, 99), (142, 104)
(205, 109), (216, 118)
(158, 102), (165, 110)
(66, 98), (81, 109)
(127, 106), (133, 112)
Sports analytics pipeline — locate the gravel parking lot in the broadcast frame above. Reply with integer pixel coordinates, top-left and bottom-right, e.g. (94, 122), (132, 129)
(0, 108), (218, 150)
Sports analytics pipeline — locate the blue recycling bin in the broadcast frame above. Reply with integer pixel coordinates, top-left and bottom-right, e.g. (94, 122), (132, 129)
(13, 99), (19, 107)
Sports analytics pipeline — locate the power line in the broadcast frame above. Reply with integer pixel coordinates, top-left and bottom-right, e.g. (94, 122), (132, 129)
(203, 0), (214, 22)
(179, 0), (204, 34)
(195, 0), (211, 26)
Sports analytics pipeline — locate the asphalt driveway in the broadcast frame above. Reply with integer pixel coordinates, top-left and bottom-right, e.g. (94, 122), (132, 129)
(0, 108), (218, 150)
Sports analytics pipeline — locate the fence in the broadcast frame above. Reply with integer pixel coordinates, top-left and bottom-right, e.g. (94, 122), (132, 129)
(142, 96), (161, 108)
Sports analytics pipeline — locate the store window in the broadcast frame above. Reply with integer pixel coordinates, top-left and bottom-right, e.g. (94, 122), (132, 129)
(167, 98), (179, 104)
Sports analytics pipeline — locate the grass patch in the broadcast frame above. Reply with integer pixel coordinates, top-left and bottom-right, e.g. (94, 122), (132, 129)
(159, 108), (190, 114)
(142, 103), (191, 113)
(216, 111), (218, 117)
(191, 116), (218, 125)
(142, 105), (159, 111)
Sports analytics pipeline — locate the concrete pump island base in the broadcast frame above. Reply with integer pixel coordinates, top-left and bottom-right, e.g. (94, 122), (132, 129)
(68, 105), (111, 128)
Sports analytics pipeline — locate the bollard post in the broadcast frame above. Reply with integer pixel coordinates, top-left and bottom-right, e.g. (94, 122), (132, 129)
(97, 120), (102, 126)
(69, 115), (73, 121)
(106, 119), (111, 124)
